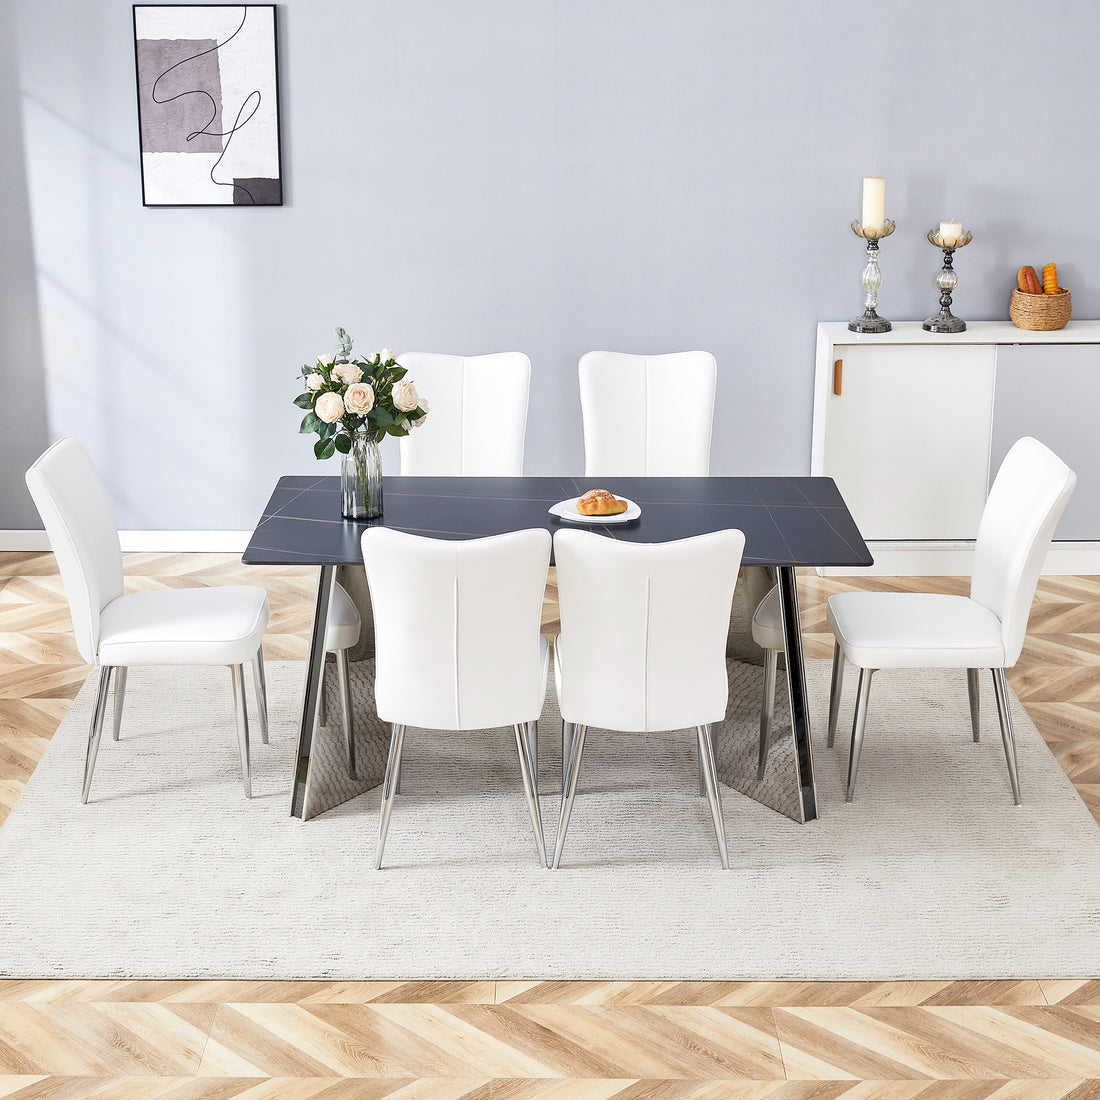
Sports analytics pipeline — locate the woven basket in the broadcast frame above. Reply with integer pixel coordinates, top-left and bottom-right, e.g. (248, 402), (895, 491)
(1010, 287), (1071, 330)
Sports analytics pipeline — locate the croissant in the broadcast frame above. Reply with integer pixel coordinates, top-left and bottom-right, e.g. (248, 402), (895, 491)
(577, 489), (628, 516)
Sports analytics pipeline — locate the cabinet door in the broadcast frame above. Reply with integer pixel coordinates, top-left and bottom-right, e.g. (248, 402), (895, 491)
(991, 344), (1100, 540)
(824, 344), (995, 540)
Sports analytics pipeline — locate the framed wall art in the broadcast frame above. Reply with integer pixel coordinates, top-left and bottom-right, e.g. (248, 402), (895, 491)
(133, 4), (283, 206)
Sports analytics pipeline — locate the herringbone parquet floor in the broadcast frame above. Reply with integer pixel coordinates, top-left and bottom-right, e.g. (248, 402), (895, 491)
(2, 551), (1100, 1098)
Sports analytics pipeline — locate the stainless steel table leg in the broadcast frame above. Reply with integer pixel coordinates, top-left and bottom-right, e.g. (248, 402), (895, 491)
(777, 566), (817, 822)
(292, 564), (337, 819)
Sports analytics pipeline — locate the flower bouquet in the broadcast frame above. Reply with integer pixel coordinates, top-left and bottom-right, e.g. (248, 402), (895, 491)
(294, 327), (428, 518)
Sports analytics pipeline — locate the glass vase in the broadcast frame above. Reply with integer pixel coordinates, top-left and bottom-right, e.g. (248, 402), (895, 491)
(341, 430), (383, 519)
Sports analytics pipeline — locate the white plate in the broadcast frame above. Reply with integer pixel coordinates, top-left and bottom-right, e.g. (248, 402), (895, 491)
(549, 496), (641, 524)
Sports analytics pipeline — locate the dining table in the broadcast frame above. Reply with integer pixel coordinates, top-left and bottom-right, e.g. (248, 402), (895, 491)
(242, 474), (873, 822)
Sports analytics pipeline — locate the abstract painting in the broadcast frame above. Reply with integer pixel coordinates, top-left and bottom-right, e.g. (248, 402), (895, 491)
(133, 5), (282, 206)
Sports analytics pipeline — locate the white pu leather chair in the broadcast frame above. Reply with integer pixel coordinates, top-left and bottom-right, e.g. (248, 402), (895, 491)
(551, 528), (745, 869)
(578, 351), (717, 476)
(826, 437), (1076, 805)
(319, 582), (361, 777)
(361, 527), (552, 868)
(397, 352), (530, 476)
(25, 438), (270, 802)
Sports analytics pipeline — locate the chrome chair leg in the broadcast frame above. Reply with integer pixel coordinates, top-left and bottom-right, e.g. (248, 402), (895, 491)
(111, 666), (127, 742)
(252, 648), (269, 745)
(757, 647), (779, 780)
(375, 723), (407, 869)
(336, 649), (355, 778)
(552, 724), (588, 869)
(526, 719), (539, 784)
(697, 724), (730, 869)
(992, 667), (1022, 806)
(514, 724), (548, 867)
(827, 641), (844, 748)
(967, 667), (981, 743)
(231, 664), (251, 799)
(697, 745), (706, 797)
(845, 667), (874, 803)
(82, 665), (113, 804)
(561, 721), (574, 794)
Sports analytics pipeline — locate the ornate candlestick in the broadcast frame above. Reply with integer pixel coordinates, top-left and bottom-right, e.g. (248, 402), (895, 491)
(848, 219), (896, 333)
(922, 227), (973, 333)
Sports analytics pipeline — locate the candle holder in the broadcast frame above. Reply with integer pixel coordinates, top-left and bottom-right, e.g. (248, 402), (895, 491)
(922, 227), (973, 333)
(848, 219), (896, 333)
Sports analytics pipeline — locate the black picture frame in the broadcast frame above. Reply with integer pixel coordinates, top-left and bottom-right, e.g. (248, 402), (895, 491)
(132, 4), (283, 207)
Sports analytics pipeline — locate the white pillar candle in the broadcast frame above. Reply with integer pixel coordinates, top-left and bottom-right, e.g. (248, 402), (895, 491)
(939, 221), (963, 246)
(861, 177), (885, 232)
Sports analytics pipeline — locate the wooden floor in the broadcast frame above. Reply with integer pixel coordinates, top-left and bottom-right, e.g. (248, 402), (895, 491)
(2, 551), (1100, 1097)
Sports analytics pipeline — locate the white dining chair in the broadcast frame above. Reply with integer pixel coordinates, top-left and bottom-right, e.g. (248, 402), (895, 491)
(319, 581), (361, 778)
(826, 436), (1076, 805)
(578, 350), (717, 476)
(551, 528), (745, 869)
(397, 351), (531, 476)
(361, 527), (552, 868)
(25, 438), (270, 802)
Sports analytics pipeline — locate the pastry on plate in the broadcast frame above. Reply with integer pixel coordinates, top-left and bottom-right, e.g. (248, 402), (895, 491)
(576, 488), (628, 516)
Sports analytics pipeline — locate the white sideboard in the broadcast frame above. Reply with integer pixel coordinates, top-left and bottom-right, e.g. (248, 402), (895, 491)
(812, 320), (1100, 575)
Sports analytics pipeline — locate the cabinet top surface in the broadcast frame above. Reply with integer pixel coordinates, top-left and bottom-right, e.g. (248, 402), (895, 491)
(819, 320), (1100, 346)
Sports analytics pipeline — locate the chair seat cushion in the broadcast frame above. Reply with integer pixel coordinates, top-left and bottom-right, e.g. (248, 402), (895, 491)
(326, 582), (362, 653)
(827, 592), (1005, 670)
(751, 585), (784, 651)
(98, 586), (269, 666)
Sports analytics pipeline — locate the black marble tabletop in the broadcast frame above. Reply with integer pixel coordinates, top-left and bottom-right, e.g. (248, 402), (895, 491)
(243, 475), (873, 569)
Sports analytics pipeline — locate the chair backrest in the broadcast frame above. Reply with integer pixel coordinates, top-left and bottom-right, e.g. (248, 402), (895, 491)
(24, 438), (124, 664)
(579, 350), (716, 477)
(361, 527), (551, 730)
(971, 436), (1076, 666)
(553, 528), (744, 732)
(397, 352), (530, 476)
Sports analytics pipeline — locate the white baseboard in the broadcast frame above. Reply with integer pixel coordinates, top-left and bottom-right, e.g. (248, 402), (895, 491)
(0, 531), (251, 553)
(820, 541), (1100, 577)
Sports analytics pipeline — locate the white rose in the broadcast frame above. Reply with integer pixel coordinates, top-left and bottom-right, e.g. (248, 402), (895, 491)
(410, 398), (429, 427)
(332, 361), (363, 385)
(305, 372), (324, 391)
(378, 348), (397, 363)
(314, 391), (345, 423)
(344, 382), (375, 415)
(317, 353), (335, 368)
(392, 380), (419, 412)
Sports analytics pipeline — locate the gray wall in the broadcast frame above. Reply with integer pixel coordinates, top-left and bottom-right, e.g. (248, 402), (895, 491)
(6, 1), (1099, 530)
(0, 0), (49, 528)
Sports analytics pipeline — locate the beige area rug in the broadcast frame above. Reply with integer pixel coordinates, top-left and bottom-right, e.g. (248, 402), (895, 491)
(1, 659), (1099, 980)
